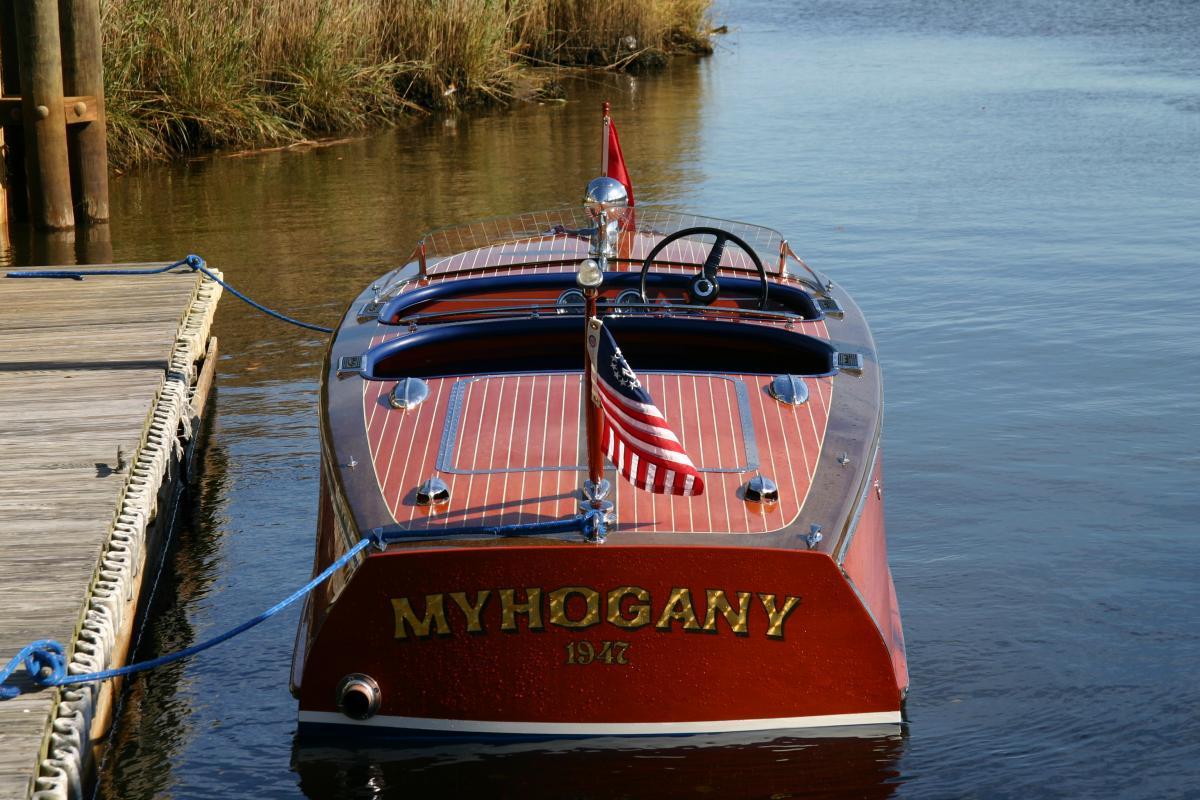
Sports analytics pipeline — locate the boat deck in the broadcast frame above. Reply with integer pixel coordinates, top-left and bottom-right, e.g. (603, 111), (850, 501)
(318, 212), (882, 548)
(363, 371), (834, 534)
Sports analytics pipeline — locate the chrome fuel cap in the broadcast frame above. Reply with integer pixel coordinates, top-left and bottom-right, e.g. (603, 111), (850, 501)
(389, 377), (429, 410)
(769, 374), (809, 406)
(744, 475), (779, 512)
(416, 477), (451, 507)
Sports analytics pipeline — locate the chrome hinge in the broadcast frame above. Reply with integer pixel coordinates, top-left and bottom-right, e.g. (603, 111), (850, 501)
(337, 355), (364, 375)
(358, 301), (384, 320)
(816, 296), (844, 318)
(836, 352), (864, 374)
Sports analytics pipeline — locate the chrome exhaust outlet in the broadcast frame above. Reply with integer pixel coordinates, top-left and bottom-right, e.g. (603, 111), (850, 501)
(336, 674), (381, 721)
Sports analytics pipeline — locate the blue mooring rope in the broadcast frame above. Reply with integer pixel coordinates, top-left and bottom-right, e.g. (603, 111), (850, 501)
(0, 535), (372, 699)
(377, 507), (609, 542)
(5, 255), (334, 334)
(0, 511), (606, 700)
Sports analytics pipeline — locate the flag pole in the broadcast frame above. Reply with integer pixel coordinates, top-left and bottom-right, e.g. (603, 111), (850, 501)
(583, 304), (605, 503)
(601, 101), (611, 173)
(576, 105), (624, 531)
(579, 273), (611, 536)
(588, 102), (610, 504)
(579, 223), (610, 520)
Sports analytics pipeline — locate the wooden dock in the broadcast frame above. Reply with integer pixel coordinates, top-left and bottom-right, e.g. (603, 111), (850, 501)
(0, 266), (221, 799)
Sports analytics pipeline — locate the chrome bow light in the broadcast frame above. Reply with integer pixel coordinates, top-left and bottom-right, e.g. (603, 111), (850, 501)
(577, 258), (604, 288)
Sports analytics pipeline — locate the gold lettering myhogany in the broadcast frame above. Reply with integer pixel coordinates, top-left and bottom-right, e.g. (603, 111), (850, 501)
(391, 586), (801, 640)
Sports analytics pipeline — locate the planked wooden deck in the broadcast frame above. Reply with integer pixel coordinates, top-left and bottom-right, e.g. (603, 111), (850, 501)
(0, 267), (220, 799)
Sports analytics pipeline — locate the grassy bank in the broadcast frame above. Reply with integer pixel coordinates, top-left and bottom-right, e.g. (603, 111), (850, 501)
(102, 0), (712, 168)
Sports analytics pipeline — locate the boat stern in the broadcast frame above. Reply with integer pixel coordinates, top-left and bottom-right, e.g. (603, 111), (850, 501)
(296, 543), (905, 737)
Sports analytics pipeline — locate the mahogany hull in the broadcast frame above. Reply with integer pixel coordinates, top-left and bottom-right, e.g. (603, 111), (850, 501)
(295, 479), (906, 736)
(292, 207), (909, 737)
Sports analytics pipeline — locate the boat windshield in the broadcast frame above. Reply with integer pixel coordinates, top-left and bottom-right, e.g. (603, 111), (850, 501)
(379, 208), (827, 293)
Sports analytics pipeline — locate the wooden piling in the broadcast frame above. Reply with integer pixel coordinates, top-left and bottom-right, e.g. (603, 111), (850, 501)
(11, 0), (74, 230)
(0, 0), (30, 224)
(0, 126), (8, 241)
(59, 0), (108, 223)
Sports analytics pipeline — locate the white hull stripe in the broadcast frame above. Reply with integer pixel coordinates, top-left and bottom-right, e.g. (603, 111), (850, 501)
(297, 710), (901, 734)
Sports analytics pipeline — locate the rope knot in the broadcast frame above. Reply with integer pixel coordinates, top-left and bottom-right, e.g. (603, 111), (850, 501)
(0, 640), (67, 699)
(0, 535), (373, 700)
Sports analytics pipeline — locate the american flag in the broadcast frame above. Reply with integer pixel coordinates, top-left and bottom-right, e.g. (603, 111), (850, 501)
(587, 318), (704, 497)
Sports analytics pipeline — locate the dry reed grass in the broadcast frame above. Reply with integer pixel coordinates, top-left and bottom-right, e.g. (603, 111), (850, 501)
(101, 0), (712, 168)
(514, 0), (712, 67)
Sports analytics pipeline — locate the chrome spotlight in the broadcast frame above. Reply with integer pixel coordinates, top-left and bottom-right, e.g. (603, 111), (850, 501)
(583, 176), (629, 221)
(583, 177), (629, 261)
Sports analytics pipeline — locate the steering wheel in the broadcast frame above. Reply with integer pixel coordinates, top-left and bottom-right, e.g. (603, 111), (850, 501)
(639, 227), (769, 310)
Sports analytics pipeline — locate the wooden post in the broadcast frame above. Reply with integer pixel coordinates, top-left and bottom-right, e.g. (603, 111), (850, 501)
(0, 0), (29, 224)
(0, 154), (10, 259)
(0, 33), (9, 234)
(0, 125), (8, 238)
(60, 0), (107, 223)
(12, 0), (75, 229)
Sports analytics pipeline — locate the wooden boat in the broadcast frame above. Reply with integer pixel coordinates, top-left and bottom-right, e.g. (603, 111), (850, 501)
(291, 106), (908, 737)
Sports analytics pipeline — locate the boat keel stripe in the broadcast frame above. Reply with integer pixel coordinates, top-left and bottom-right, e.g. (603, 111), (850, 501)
(297, 710), (901, 734)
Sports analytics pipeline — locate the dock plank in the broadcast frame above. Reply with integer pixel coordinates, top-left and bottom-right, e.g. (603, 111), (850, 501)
(0, 269), (216, 800)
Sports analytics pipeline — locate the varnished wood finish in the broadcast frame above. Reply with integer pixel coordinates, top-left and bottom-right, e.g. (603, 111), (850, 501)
(296, 224), (909, 729)
(363, 372), (832, 534)
(841, 452), (908, 692)
(321, 240), (881, 556)
(0, 269), (217, 799)
(424, 232), (761, 281)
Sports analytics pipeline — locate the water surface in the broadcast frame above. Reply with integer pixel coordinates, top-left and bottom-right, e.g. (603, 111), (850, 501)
(7, 1), (1197, 797)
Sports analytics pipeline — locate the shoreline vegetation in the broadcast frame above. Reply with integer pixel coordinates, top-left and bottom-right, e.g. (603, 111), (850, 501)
(103, 0), (713, 169)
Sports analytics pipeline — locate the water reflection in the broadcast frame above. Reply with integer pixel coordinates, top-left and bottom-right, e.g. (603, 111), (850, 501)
(8, 0), (1196, 794)
(292, 729), (905, 799)
(93, 415), (232, 800)
(88, 66), (705, 390)
(0, 221), (114, 267)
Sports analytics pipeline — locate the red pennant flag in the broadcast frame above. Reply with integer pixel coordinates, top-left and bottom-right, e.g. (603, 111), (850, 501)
(602, 108), (635, 206)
